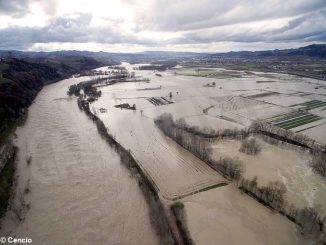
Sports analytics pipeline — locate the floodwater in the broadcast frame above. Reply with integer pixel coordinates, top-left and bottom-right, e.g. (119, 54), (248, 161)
(92, 66), (225, 201)
(183, 185), (306, 245)
(211, 138), (326, 215)
(93, 106), (225, 200)
(0, 76), (159, 245)
(90, 63), (324, 244)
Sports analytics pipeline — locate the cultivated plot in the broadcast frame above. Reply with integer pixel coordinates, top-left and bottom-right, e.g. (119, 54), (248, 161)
(291, 100), (326, 110)
(93, 104), (226, 201)
(91, 63), (326, 201)
(267, 111), (322, 129)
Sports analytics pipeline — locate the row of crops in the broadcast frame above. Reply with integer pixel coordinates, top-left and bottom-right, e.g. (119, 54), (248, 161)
(175, 69), (242, 78)
(146, 97), (173, 106)
(268, 111), (321, 129)
(292, 100), (326, 110)
(176, 70), (218, 77)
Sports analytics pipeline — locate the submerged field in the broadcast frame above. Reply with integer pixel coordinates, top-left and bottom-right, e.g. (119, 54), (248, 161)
(88, 63), (326, 243)
(183, 185), (306, 245)
(93, 107), (226, 200)
(211, 136), (326, 214)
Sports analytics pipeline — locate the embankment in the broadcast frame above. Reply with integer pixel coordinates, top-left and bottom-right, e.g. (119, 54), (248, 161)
(76, 97), (194, 244)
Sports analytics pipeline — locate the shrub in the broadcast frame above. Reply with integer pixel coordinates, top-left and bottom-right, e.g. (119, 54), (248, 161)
(310, 153), (326, 177)
(67, 84), (80, 96)
(239, 137), (261, 155)
(212, 157), (245, 181)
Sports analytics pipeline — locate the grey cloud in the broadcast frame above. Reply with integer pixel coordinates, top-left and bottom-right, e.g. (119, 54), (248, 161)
(172, 7), (326, 45)
(36, 0), (59, 16)
(0, 13), (156, 49)
(0, 0), (30, 17)
(0, 0), (325, 50)
(266, 8), (326, 42)
(0, 0), (58, 17)
(135, 0), (326, 31)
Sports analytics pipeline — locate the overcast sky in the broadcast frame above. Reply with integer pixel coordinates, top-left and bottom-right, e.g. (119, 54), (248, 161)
(0, 0), (325, 52)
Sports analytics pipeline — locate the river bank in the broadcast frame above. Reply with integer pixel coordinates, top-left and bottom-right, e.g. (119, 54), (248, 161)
(77, 95), (194, 244)
(0, 74), (160, 244)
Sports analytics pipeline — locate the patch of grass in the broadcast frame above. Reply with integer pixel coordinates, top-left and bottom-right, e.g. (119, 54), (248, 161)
(291, 100), (326, 110)
(176, 69), (242, 78)
(305, 102), (326, 110)
(268, 111), (305, 121)
(275, 114), (319, 127)
(281, 116), (321, 129)
(270, 111), (322, 130)
(243, 63), (256, 68)
(176, 70), (212, 77)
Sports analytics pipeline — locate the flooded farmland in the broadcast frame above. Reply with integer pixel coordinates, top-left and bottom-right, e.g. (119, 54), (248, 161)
(0, 1), (326, 243)
(1, 62), (326, 244)
(90, 63), (326, 244)
(211, 137), (326, 215)
(0, 76), (159, 245)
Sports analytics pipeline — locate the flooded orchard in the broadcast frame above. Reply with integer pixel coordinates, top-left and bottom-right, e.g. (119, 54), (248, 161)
(0, 76), (159, 245)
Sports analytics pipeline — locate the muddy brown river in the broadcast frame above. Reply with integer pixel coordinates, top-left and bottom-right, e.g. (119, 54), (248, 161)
(0, 76), (159, 245)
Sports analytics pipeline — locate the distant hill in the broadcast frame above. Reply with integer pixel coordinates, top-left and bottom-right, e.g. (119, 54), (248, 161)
(1, 44), (325, 61)
(210, 44), (326, 59)
(0, 49), (203, 62)
(23, 56), (111, 79)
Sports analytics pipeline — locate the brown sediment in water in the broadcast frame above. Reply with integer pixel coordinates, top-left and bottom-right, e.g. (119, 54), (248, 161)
(77, 96), (192, 244)
(0, 75), (160, 245)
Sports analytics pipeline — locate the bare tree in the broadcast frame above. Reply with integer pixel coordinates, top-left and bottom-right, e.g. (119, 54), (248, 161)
(212, 157), (245, 181)
(259, 181), (287, 210)
(310, 152), (326, 177)
(239, 137), (262, 155)
(297, 207), (319, 233)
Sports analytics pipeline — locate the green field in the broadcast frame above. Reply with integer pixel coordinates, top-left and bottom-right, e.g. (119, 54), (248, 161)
(291, 100), (326, 110)
(268, 111), (306, 123)
(269, 111), (322, 129)
(176, 70), (214, 77)
(176, 69), (242, 78)
(243, 63), (256, 69)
